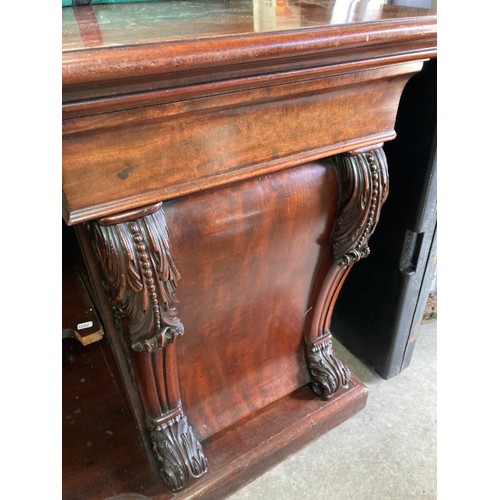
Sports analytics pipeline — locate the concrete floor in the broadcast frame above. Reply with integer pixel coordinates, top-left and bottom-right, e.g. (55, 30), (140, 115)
(228, 320), (437, 500)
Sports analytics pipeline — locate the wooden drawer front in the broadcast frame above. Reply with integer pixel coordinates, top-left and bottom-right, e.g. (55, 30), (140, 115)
(63, 61), (422, 224)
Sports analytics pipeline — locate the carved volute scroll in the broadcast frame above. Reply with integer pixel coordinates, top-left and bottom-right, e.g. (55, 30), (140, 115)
(86, 204), (184, 353)
(332, 148), (389, 266)
(86, 202), (208, 491)
(150, 408), (208, 492)
(308, 333), (351, 399)
(305, 148), (389, 399)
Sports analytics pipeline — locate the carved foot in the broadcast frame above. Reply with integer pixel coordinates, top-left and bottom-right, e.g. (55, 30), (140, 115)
(308, 333), (350, 399)
(86, 202), (208, 491)
(151, 408), (208, 492)
(304, 147), (388, 399)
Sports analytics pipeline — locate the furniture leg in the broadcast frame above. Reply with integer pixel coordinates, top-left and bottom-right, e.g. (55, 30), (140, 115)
(305, 147), (389, 399)
(85, 202), (208, 492)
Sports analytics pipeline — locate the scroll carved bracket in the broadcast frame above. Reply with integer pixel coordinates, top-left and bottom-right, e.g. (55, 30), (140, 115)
(305, 147), (389, 400)
(85, 203), (208, 491)
(86, 207), (184, 353)
(308, 333), (351, 399)
(332, 148), (389, 266)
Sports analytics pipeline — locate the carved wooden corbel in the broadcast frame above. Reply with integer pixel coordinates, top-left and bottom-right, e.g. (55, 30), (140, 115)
(332, 148), (389, 266)
(305, 147), (389, 399)
(85, 202), (208, 491)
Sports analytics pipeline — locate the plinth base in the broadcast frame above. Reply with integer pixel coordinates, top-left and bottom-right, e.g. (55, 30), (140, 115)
(184, 376), (368, 499)
(63, 336), (367, 499)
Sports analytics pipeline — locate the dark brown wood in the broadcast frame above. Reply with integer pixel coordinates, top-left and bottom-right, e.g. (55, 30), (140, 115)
(72, 157), (376, 495)
(304, 149), (389, 399)
(62, 1), (437, 496)
(79, 160), (339, 439)
(62, 3), (436, 105)
(62, 1), (436, 54)
(62, 334), (367, 500)
(72, 158), (368, 492)
(166, 162), (338, 441)
(176, 379), (368, 500)
(98, 201), (163, 226)
(85, 204), (208, 491)
(63, 62), (418, 225)
(62, 2), (436, 225)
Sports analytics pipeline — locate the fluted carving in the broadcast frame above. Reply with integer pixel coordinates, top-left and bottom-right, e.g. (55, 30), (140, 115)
(86, 204), (207, 491)
(86, 208), (184, 352)
(305, 148), (389, 399)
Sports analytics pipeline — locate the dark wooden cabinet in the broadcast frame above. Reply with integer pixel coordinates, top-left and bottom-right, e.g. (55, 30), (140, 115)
(332, 58), (437, 379)
(62, 2), (437, 497)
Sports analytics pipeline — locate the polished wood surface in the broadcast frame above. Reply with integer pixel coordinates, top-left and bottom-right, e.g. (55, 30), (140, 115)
(63, 61), (417, 224)
(62, 0), (436, 104)
(62, 1), (436, 224)
(62, 0), (436, 51)
(63, 333), (367, 499)
(62, 1), (437, 496)
(75, 151), (385, 494)
(167, 161), (337, 439)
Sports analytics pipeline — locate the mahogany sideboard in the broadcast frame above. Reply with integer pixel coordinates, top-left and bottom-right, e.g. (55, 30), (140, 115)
(62, 1), (437, 498)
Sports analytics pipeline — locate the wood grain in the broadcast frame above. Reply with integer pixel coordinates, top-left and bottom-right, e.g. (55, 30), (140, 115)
(62, 333), (367, 499)
(165, 161), (338, 440)
(63, 62), (420, 224)
(62, 1), (436, 224)
(62, 3), (436, 103)
(62, 2), (437, 495)
(62, 1), (436, 53)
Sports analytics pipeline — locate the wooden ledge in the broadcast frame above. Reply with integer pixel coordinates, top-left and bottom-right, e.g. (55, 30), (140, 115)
(63, 334), (368, 499)
(63, 16), (436, 104)
(185, 378), (368, 499)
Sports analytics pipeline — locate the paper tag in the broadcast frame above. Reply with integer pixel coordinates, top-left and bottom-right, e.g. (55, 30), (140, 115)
(77, 321), (94, 331)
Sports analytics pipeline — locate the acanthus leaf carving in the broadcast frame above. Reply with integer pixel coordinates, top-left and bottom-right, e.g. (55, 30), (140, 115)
(331, 148), (389, 266)
(305, 147), (389, 400)
(86, 204), (208, 491)
(151, 409), (209, 492)
(86, 208), (184, 352)
(308, 334), (350, 399)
